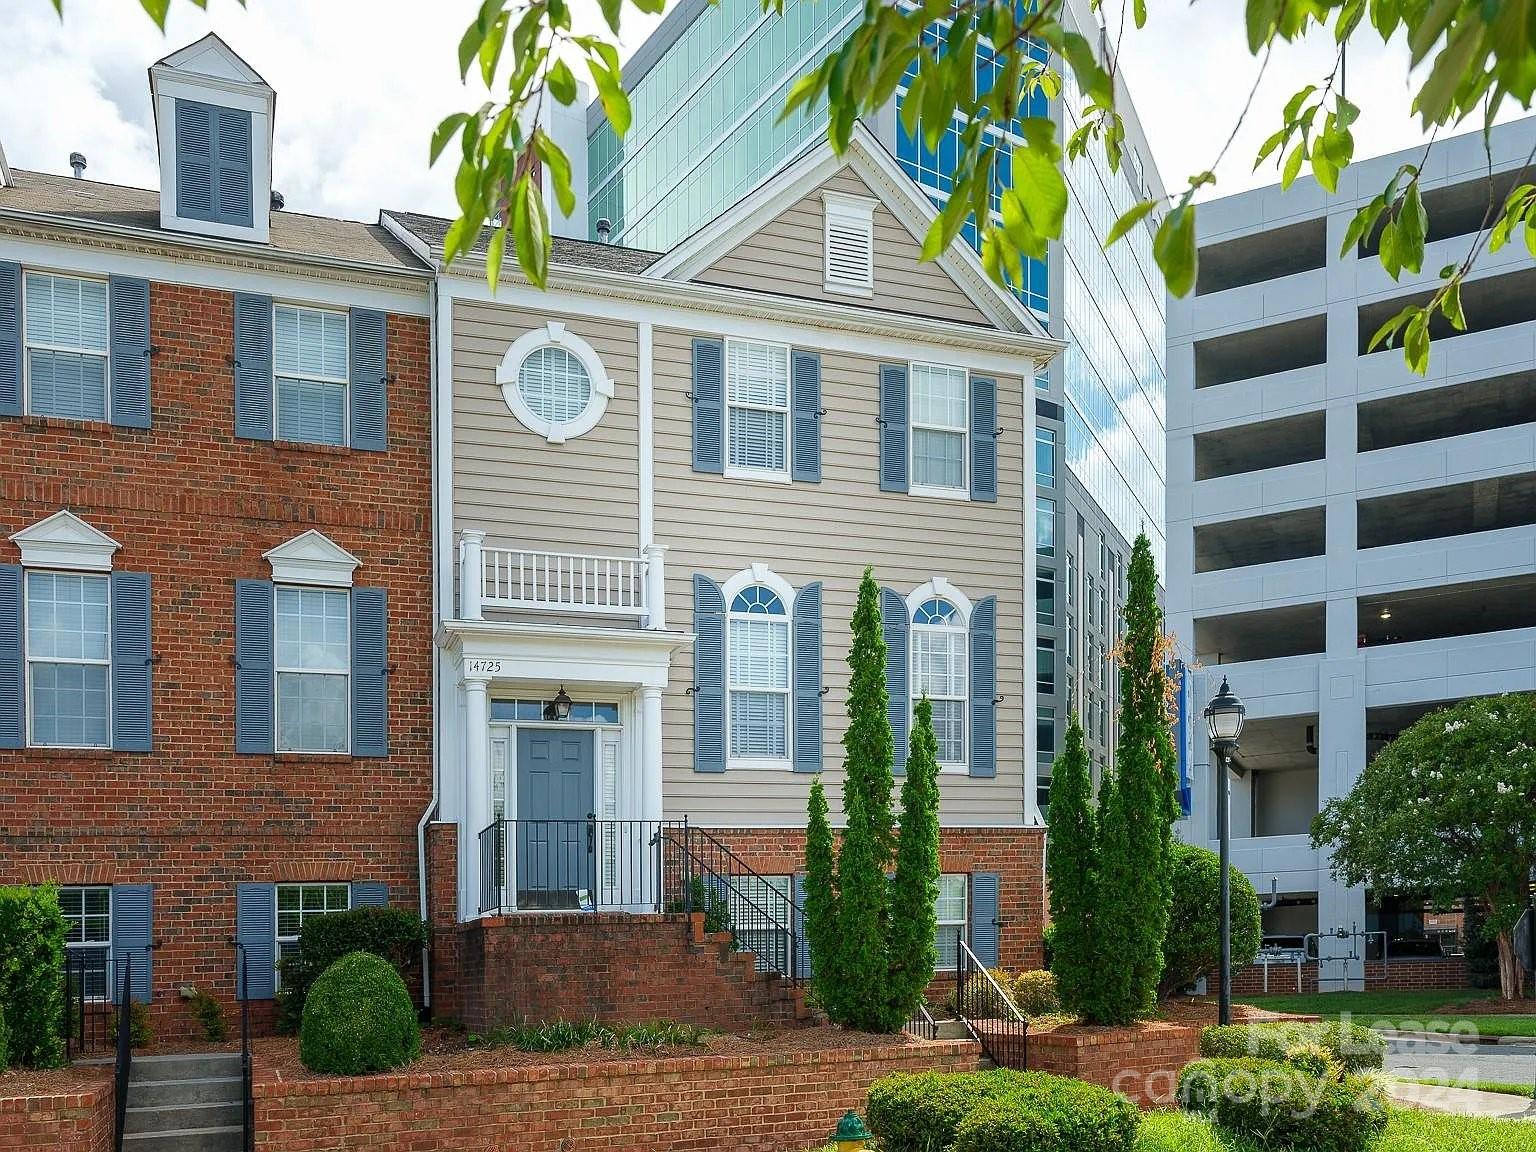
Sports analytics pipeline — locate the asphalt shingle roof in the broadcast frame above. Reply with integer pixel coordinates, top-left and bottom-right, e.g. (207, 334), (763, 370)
(0, 169), (427, 271)
(381, 209), (662, 275)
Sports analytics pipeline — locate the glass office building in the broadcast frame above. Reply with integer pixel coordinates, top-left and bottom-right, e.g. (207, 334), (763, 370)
(590, 0), (1166, 805)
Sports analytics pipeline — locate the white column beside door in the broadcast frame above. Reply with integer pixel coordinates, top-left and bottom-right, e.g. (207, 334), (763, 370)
(463, 676), (492, 919)
(640, 686), (664, 826)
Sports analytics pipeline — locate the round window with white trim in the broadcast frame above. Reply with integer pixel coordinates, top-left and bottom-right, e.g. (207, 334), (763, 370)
(496, 322), (613, 443)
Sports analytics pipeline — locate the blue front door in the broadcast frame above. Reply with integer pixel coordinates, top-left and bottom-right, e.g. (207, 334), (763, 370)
(515, 728), (596, 909)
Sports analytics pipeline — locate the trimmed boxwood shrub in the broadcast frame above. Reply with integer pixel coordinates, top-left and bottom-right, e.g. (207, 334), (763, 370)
(1158, 842), (1263, 998)
(0, 1002), (11, 1074)
(1178, 1056), (1387, 1152)
(0, 885), (67, 1069)
(867, 1068), (1137, 1152)
(276, 907), (427, 1030)
(1200, 1021), (1385, 1072)
(299, 952), (421, 1076)
(1010, 969), (1060, 1016)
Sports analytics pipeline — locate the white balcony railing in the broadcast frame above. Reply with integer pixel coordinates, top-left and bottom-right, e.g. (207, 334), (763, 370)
(458, 530), (667, 628)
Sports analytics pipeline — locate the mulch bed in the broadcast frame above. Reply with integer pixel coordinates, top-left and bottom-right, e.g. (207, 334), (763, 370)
(0, 1063), (112, 1098)
(255, 1023), (945, 1082)
(1435, 997), (1536, 1016)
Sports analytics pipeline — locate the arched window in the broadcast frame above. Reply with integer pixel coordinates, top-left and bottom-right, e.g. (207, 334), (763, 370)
(726, 582), (791, 761)
(911, 595), (967, 767)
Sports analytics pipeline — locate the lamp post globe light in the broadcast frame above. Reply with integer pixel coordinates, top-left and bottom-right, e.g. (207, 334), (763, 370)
(1204, 676), (1245, 1025)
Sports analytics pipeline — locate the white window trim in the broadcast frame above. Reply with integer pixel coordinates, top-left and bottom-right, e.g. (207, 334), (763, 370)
(263, 529), (359, 589)
(274, 882), (351, 985)
(821, 190), (876, 297)
(61, 884), (113, 1002)
(905, 579), (971, 775)
(935, 873), (968, 972)
(723, 338), (793, 484)
(20, 269), (112, 422)
(272, 584), (352, 756)
(273, 301), (350, 448)
(908, 361), (969, 499)
(497, 321), (614, 444)
(722, 564), (795, 771)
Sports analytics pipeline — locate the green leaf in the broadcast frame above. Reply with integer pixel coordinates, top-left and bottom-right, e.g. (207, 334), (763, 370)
(1255, 127), (1289, 168)
(484, 224), (508, 290)
(1281, 141), (1305, 188)
(597, 0), (623, 34)
(586, 54), (631, 137)
(1154, 204), (1198, 298)
(1105, 200), (1156, 248)
(1311, 147), (1339, 193)
(1011, 139), (1069, 238)
(478, 11), (510, 87)
(1414, 20), (1483, 125)
(1441, 279), (1466, 330)
(137, 0), (172, 28)
(1399, 181), (1427, 273)
(431, 114), (472, 165)
(1246, 0), (1280, 51)
(534, 130), (576, 217)
(1133, 0), (1147, 28)
(548, 58), (578, 105)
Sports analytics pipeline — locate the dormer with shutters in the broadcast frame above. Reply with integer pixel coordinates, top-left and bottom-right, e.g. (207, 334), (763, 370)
(149, 34), (274, 244)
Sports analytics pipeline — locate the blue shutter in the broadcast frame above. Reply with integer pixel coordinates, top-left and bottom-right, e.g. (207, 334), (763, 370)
(969, 872), (1000, 967)
(791, 582), (823, 773)
(792, 874), (813, 979)
(213, 108), (254, 228)
(0, 565), (21, 749)
(235, 883), (276, 1001)
(880, 586), (909, 774)
(350, 586), (388, 757)
(879, 364), (909, 493)
(693, 574), (726, 773)
(0, 262), (21, 417)
(970, 376), (997, 503)
(110, 572), (153, 753)
(349, 308), (388, 452)
(691, 338), (724, 474)
(110, 885), (153, 1004)
(969, 596), (997, 779)
(350, 881), (388, 908)
(174, 100), (215, 221)
(790, 350), (821, 483)
(108, 276), (151, 429)
(233, 293), (273, 440)
(234, 579), (274, 754)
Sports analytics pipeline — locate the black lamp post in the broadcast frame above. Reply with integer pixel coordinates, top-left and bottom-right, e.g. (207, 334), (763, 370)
(1204, 676), (1245, 1025)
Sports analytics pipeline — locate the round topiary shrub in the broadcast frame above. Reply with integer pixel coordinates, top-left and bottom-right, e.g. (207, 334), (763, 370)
(1158, 842), (1262, 998)
(299, 951), (420, 1076)
(1010, 969), (1061, 1016)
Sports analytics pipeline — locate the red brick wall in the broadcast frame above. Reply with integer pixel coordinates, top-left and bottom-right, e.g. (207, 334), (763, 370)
(458, 912), (805, 1032)
(1231, 957), (1471, 996)
(0, 1075), (113, 1152)
(1025, 1023), (1201, 1108)
(426, 821), (462, 1022)
(253, 1038), (980, 1151)
(706, 826), (1046, 972)
(0, 282), (433, 1039)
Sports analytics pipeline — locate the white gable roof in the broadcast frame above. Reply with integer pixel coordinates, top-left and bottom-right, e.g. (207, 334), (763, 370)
(646, 122), (1051, 340)
(263, 530), (360, 587)
(10, 510), (121, 571)
(152, 33), (271, 90)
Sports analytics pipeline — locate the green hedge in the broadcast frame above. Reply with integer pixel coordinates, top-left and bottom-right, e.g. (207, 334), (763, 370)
(867, 1068), (1137, 1152)
(1199, 1021), (1385, 1072)
(0, 886), (67, 1069)
(0, 1002), (11, 1074)
(1178, 1056), (1387, 1152)
(276, 907), (427, 1030)
(299, 952), (420, 1076)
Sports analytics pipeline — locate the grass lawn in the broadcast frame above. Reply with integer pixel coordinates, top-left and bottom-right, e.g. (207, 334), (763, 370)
(1137, 1108), (1536, 1151)
(1396, 1076), (1535, 1099)
(1237, 989), (1536, 1037)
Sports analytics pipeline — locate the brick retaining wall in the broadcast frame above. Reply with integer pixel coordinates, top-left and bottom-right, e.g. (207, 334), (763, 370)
(1232, 957), (1470, 996)
(0, 1075), (113, 1152)
(1025, 1023), (1201, 1108)
(253, 1039), (980, 1151)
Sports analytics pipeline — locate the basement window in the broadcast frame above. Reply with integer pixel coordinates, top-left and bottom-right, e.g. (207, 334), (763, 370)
(822, 191), (875, 295)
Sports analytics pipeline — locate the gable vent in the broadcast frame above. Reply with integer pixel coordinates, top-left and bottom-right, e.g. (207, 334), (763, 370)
(822, 191), (876, 295)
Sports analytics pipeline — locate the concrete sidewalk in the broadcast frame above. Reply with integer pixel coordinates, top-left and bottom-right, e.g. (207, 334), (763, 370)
(1388, 1079), (1536, 1121)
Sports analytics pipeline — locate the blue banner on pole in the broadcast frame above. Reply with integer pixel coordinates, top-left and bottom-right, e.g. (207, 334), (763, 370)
(1174, 661), (1193, 817)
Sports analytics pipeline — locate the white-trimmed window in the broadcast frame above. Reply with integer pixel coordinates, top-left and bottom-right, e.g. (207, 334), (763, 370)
(912, 597), (967, 769)
(275, 303), (349, 446)
(27, 571), (111, 748)
(497, 322), (613, 443)
(910, 363), (967, 493)
(725, 339), (791, 479)
(60, 885), (112, 1000)
(276, 882), (350, 967)
(935, 874), (968, 970)
(726, 582), (791, 762)
(24, 272), (109, 421)
(275, 586), (350, 753)
(735, 874), (792, 969)
(822, 191), (875, 294)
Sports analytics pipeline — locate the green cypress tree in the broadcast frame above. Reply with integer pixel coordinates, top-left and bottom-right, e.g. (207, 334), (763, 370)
(885, 696), (941, 1027)
(804, 776), (841, 1016)
(1087, 533), (1177, 1024)
(1045, 713), (1098, 1016)
(834, 567), (897, 1029)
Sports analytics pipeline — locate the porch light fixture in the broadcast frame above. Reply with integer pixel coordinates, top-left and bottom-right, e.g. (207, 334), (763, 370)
(831, 1111), (872, 1151)
(543, 686), (574, 722)
(1204, 676), (1245, 751)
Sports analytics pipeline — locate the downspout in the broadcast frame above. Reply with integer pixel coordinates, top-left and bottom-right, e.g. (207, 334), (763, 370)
(415, 271), (443, 1009)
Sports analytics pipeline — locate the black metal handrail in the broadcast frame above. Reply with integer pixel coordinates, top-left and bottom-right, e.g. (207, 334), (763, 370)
(236, 943), (253, 1152)
(113, 956), (133, 1152)
(62, 948), (115, 1058)
(676, 822), (802, 984)
(478, 818), (686, 915)
(955, 932), (1027, 1068)
(905, 1000), (940, 1040)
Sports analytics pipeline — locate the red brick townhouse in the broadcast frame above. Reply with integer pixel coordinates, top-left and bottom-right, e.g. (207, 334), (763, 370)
(0, 35), (433, 1038)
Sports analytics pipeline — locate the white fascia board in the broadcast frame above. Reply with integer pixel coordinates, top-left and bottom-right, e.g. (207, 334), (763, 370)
(438, 618), (692, 690)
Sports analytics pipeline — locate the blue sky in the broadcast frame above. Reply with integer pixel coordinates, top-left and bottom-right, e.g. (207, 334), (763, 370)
(0, 0), (1515, 224)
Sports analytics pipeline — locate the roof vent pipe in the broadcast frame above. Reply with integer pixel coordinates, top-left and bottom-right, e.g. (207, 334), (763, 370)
(69, 152), (87, 178)
(595, 218), (612, 244)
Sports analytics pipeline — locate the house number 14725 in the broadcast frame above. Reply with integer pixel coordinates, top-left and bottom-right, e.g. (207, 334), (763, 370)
(466, 659), (503, 676)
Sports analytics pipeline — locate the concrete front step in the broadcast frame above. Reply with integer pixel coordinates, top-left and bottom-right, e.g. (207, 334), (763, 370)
(126, 1100), (243, 1135)
(122, 1124), (244, 1152)
(129, 1075), (244, 1108)
(130, 1052), (242, 1084)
